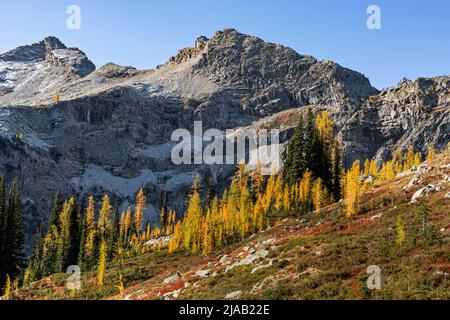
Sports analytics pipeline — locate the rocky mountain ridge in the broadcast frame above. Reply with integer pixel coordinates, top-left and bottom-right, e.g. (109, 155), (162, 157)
(0, 29), (448, 248)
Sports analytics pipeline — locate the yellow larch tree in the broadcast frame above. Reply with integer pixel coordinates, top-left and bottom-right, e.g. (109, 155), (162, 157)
(119, 211), (126, 241)
(386, 161), (396, 180)
(84, 196), (96, 268)
(396, 216), (406, 246)
(312, 178), (328, 210)
(160, 207), (166, 230)
(299, 170), (312, 211)
(202, 208), (213, 255)
(369, 160), (379, 178)
(145, 222), (151, 241)
(183, 191), (202, 253)
(392, 149), (403, 174)
(134, 189), (146, 233)
(363, 159), (371, 177)
(57, 197), (75, 270)
(253, 195), (265, 232)
(97, 239), (107, 286)
(124, 206), (132, 241)
(414, 152), (422, 166)
(273, 176), (283, 212)
(406, 146), (415, 169)
(252, 161), (264, 196)
(282, 185), (291, 212)
(98, 195), (112, 237)
(344, 160), (361, 217)
(263, 175), (275, 214)
(426, 144), (435, 162)
(315, 111), (334, 141)
(3, 274), (11, 300)
(169, 220), (182, 253)
(238, 181), (252, 239)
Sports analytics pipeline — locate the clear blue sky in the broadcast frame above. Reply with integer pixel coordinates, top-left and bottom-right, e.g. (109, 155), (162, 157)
(1, 0), (449, 89)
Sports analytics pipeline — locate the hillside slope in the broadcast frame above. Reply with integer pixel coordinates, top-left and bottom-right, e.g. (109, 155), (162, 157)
(17, 152), (450, 300)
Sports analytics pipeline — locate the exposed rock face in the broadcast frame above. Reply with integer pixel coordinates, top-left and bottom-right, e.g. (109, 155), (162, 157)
(0, 29), (448, 249)
(339, 77), (450, 166)
(45, 48), (95, 77)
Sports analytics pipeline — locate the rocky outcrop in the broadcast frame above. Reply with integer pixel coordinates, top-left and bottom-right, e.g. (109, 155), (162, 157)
(411, 184), (442, 203)
(339, 77), (450, 166)
(225, 291), (243, 300)
(45, 48), (95, 78)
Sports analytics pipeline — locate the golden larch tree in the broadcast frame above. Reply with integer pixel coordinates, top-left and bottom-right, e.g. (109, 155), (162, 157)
(97, 239), (107, 286)
(84, 196), (96, 267)
(98, 195), (112, 237)
(315, 111), (334, 141)
(344, 160), (361, 217)
(426, 144), (435, 162)
(134, 189), (147, 233)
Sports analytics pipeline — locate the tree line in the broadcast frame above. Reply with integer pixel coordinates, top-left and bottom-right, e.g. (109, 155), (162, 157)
(26, 189), (177, 287)
(0, 177), (25, 296)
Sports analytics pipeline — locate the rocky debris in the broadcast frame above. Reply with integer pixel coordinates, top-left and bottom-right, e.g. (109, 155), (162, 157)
(225, 291), (243, 300)
(219, 255), (230, 264)
(122, 289), (147, 300)
(163, 289), (182, 300)
(163, 272), (181, 285)
(402, 174), (421, 191)
(444, 192), (450, 200)
(402, 173), (421, 191)
(396, 170), (415, 179)
(144, 236), (173, 247)
(195, 269), (211, 278)
(420, 166), (433, 175)
(123, 294), (133, 301)
(411, 184), (442, 203)
(225, 249), (270, 273)
(251, 259), (277, 274)
(262, 238), (276, 245)
(299, 267), (322, 277)
(251, 276), (273, 295)
(370, 213), (383, 221)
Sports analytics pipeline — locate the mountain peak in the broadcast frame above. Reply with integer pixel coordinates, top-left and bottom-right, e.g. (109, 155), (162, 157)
(41, 36), (67, 51)
(0, 36), (67, 62)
